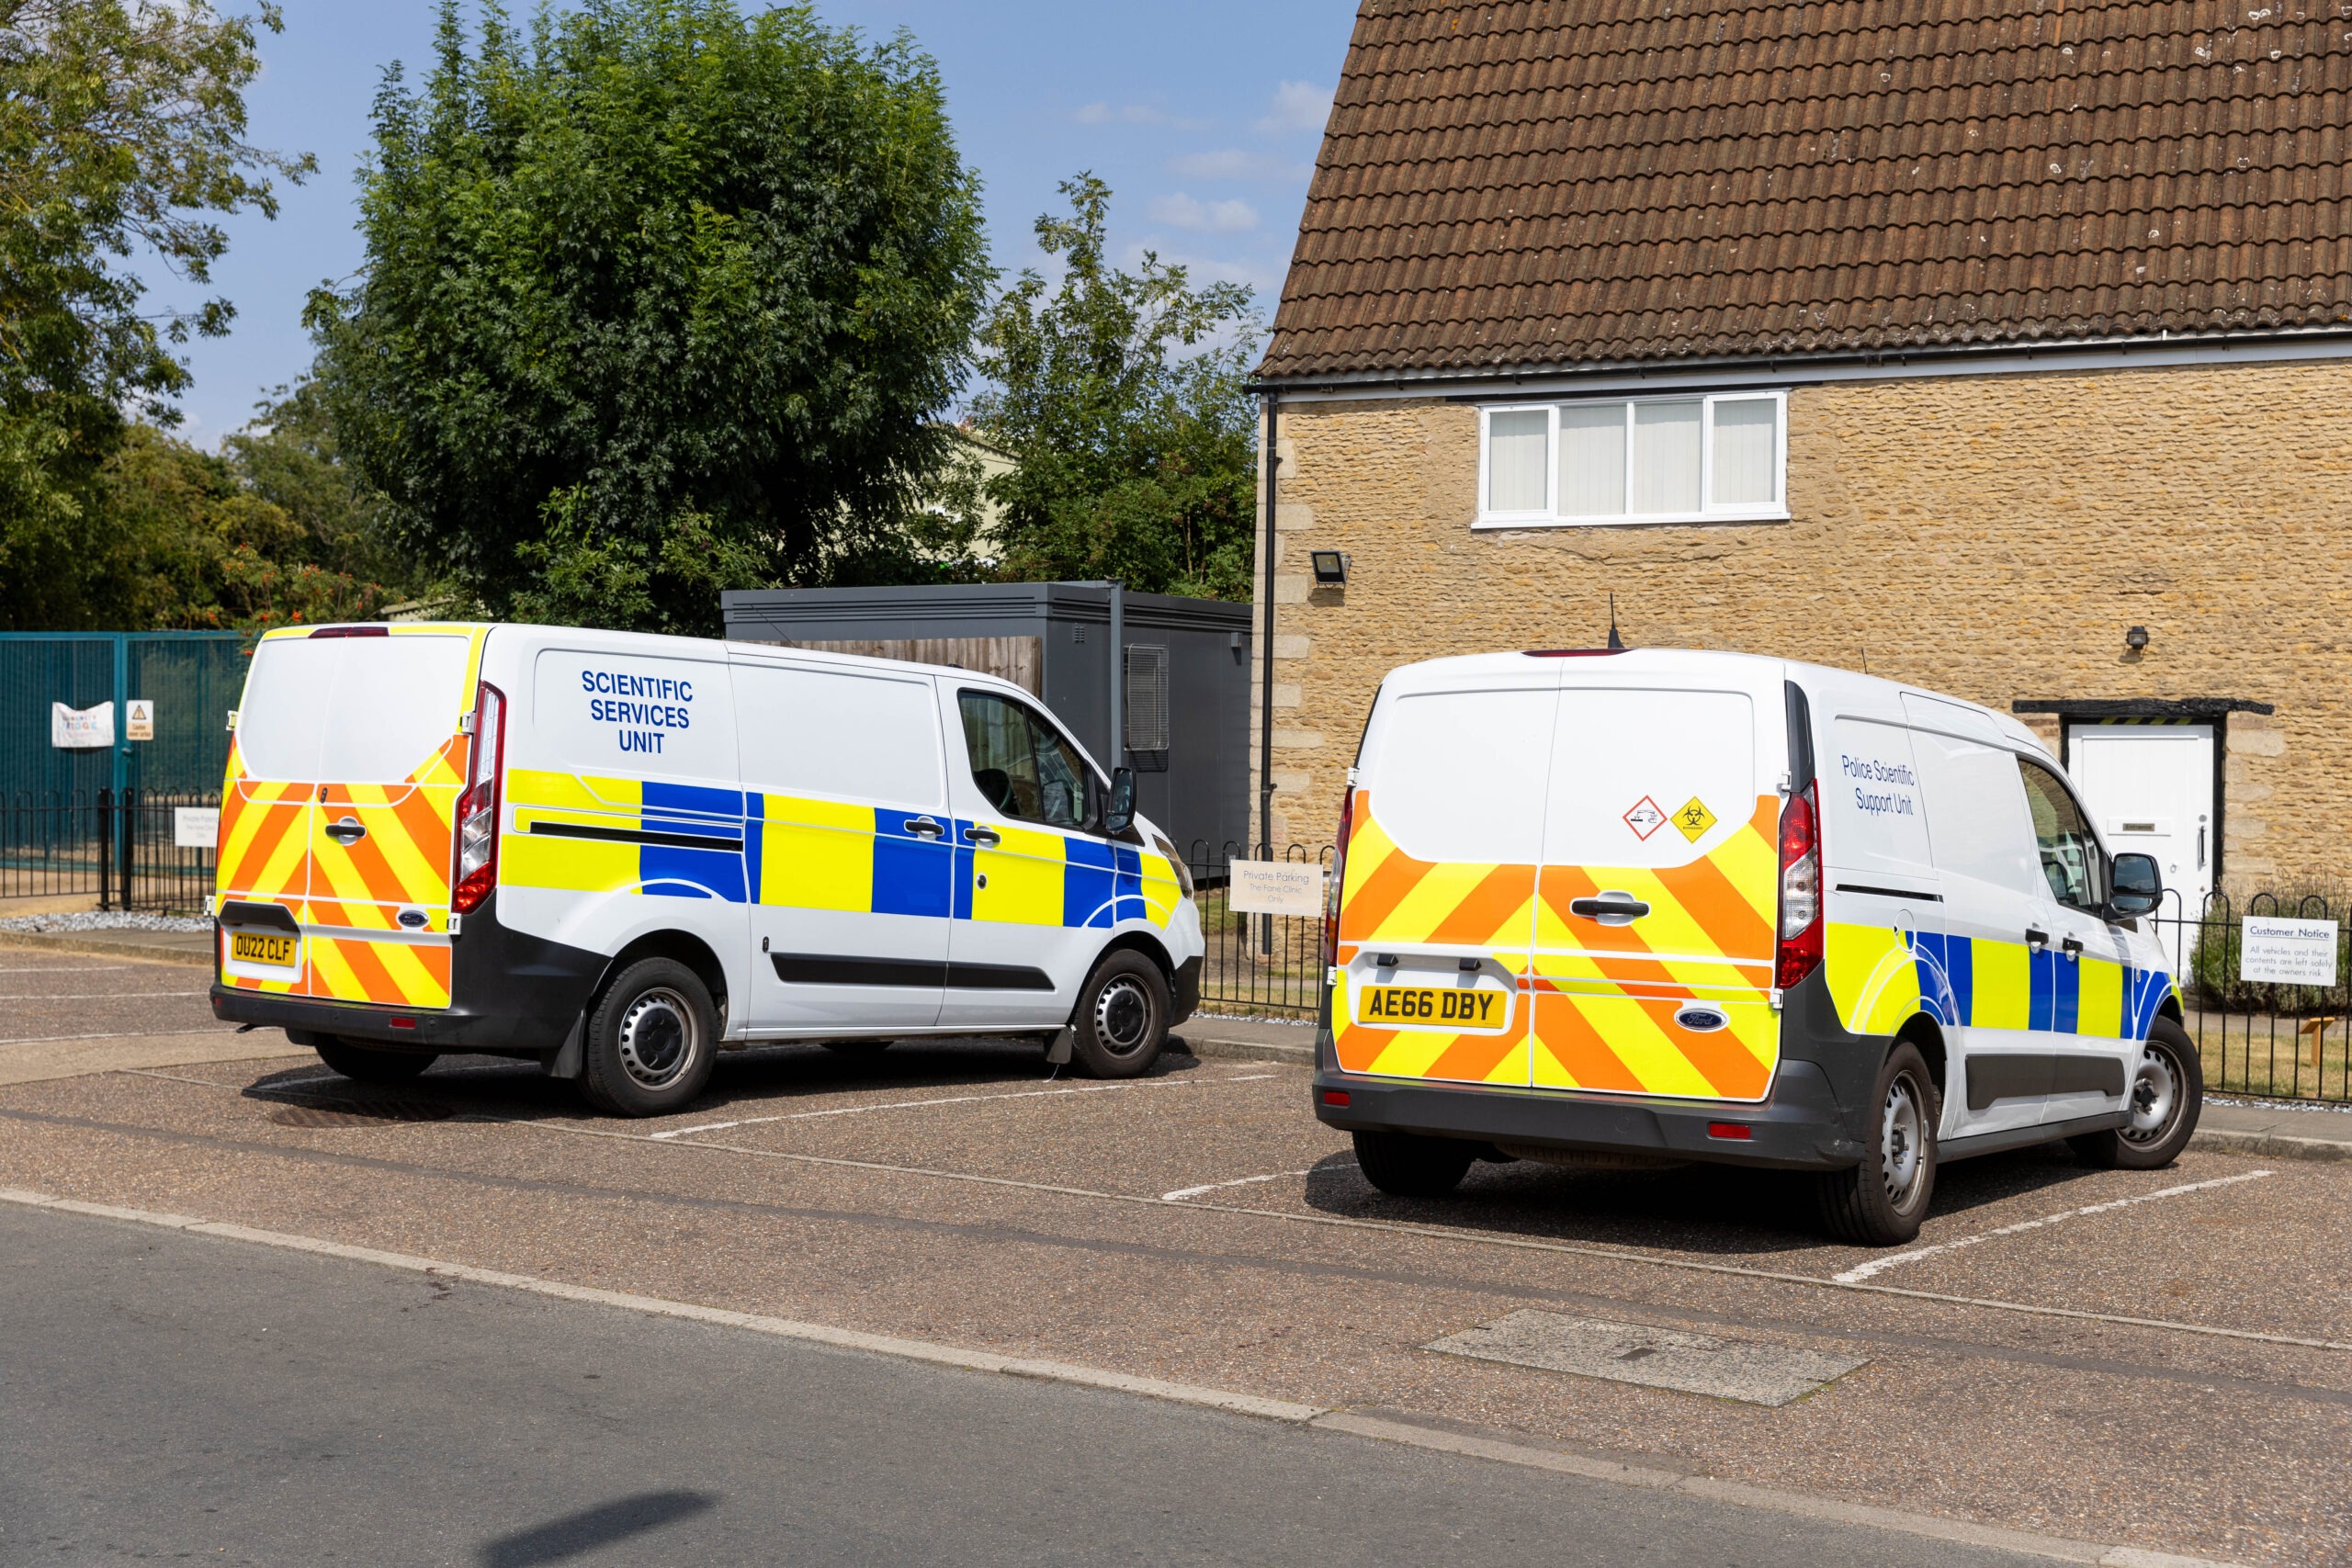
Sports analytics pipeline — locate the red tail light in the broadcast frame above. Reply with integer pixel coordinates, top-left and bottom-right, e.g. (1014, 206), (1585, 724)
(1775, 782), (1823, 991)
(451, 682), (506, 916)
(1323, 786), (1357, 967)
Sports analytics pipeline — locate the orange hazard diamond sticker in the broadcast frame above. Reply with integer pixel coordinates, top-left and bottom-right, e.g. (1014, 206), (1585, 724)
(1673, 796), (1718, 842)
(1623, 796), (1666, 840)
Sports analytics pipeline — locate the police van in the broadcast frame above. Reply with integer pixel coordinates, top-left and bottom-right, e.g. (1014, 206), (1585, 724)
(209, 623), (1204, 1115)
(1316, 648), (2199, 1245)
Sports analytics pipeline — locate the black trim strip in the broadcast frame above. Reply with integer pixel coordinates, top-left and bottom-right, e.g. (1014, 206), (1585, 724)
(769, 953), (1056, 992)
(218, 899), (300, 933)
(1966, 1054), (2127, 1111)
(528, 820), (741, 852)
(1836, 884), (1945, 902)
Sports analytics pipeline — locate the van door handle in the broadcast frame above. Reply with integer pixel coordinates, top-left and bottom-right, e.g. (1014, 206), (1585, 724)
(2062, 936), (2084, 961)
(324, 816), (366, 846)
(2025, 927), (2050, 950)
(963, 825), (1001, 847)
(901, 817), (944, 839)
(1568, 894), (1651, 925)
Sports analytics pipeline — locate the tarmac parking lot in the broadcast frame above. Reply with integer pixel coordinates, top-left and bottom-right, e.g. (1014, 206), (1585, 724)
(4, 942), (2349, 1565)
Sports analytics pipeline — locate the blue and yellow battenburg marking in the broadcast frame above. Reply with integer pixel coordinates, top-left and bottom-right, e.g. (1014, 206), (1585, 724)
(505, 771), (1178, 929)
(1826, 923), (2174, 1042)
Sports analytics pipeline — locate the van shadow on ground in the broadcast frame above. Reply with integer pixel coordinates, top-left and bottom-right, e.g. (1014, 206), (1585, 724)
(1300, 1142), (2109, 1262)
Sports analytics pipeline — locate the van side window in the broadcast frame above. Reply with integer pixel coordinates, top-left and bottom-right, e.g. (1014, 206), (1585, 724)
(2017, 761), (2105, 911)
(958, 692), (1095, 831)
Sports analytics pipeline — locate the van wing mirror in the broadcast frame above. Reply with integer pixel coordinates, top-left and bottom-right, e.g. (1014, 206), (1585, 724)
(2109, 852), (2163, 919)
(1104, 767), (1136, 836)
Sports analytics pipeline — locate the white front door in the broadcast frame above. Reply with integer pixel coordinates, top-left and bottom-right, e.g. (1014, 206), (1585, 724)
(2068, 725), (2215, 914)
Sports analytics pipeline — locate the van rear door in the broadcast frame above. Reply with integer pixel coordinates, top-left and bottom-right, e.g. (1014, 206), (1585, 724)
(222, 626), (481, 1008)
(1331, 670), (1558, 1086)
(1528, 666), (1784, 1101)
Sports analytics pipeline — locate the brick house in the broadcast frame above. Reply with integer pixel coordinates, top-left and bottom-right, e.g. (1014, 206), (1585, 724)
(1250, 0), (2352, 904)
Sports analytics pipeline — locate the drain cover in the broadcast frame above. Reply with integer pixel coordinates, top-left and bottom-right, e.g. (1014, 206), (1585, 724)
(1427, 1310), (1868, 1407)
(265, 1099), (456, 1128)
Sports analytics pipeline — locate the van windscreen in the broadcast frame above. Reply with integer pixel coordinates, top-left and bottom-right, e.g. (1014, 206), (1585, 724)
(236, 634), (472, 784)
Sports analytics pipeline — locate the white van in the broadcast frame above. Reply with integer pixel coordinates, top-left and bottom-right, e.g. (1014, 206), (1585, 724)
(209, 623), (1204, 1114)
(1317, 648), (2197, 1245)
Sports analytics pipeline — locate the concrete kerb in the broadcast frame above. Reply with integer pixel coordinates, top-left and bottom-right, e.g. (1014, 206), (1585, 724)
(0, 1185), (2255, 1568)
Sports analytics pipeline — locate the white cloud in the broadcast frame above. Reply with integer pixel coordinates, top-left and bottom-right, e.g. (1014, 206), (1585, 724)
(1254, 79), (1333, 135)
(1073, 101), (1207, 130)
(1148, 193), (1260, 233)
(1074, 101), (1113, 124)
(1167, 148), (1315, 183)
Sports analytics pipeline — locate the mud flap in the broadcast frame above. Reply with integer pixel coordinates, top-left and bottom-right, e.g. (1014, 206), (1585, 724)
(547, 1015), (585, 1079)
(1046, 1026), (1074, 1066)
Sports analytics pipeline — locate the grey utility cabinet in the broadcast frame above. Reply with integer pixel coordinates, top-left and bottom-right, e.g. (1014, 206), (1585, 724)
(721, 583), (1252, 859)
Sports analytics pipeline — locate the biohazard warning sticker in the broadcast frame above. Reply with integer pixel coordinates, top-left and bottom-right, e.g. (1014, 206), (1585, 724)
(1673, 796), (1718, 842)
(1623, 796), (1666, 840)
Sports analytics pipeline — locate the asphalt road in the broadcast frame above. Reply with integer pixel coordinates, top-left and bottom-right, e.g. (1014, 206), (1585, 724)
(0, 1203), (2048, 1568)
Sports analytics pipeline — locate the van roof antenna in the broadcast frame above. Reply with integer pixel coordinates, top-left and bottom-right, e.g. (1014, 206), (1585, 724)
(1606, 593), (1624, 651)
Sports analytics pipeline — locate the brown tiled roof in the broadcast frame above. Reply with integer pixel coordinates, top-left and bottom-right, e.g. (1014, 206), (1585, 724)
(1261, 0), (2352, 382)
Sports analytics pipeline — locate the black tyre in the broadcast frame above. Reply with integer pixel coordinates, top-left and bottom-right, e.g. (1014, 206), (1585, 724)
(1069, 949), (1170, 1078)
(1352, 1129), (1478, 1198)
(313, 1037), (436, 1083)
(1818, 1042), (1939, 1246)
(2069, 1016), (2203, 1170)
(577, 958), (718, 1117)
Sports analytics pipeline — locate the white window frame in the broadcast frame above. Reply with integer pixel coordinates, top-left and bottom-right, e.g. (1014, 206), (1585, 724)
(1475, 390), (1790, 529)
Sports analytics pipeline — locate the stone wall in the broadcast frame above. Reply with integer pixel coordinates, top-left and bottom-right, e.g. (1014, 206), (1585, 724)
(1250, 357), (2352, 892)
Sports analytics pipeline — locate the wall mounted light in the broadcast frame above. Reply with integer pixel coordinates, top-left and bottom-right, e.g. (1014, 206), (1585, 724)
(1310, 550), (1350, 585)
(2125, 625), (2150, 652)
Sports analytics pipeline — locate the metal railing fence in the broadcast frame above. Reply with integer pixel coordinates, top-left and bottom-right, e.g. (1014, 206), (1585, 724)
(2146, 890), (2352, 1104)
(1185, 841), (1335, 1020)
(0, 789), (216, 913)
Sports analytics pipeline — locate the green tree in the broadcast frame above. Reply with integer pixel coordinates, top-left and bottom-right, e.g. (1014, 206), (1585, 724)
(222, 377), (411, 590)
(313, 0), (992, 636)
(0, 0), (312, 626)
(967, 175), (1261, 600)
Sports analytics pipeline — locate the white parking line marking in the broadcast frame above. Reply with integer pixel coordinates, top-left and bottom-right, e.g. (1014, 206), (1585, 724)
(648, 1072), (1278, 1140)
(1832, 1168), (2278, 1284)
(1163, 1163), (1356, 1202)
(0, 1029), (242, 1046)
(0, 991), (208, 1000)
(0, 964), (130, 974)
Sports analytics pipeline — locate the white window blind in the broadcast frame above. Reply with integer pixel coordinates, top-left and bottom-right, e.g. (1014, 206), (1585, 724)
(1481, 391), (1786, 527)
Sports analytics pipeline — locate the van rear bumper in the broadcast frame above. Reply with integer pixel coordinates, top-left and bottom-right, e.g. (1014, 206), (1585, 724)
(1312, 1058), (1865, 1170)
(209, 897), (607, 1057)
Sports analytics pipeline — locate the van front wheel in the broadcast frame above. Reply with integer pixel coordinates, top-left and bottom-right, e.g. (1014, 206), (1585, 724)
(1069, 951), (1170, 1078)
(1817, 1042), (1939, 1246)
(2069, 1018), (2202, 1169)
(578, 959), (718, 1117)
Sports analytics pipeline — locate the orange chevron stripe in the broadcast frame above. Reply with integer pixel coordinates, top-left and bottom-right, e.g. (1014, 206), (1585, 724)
(1633, 995), (1768, 1098)
(1428, 862), (1537, 947)
(1421, 1030), (1526, 1083)
(1530, 993), (1645, 1092)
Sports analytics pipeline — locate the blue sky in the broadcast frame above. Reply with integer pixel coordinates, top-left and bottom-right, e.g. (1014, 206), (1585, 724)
(155, 0), (1359, 446)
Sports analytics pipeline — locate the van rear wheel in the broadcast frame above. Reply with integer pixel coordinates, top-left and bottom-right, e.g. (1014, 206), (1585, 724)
(1352, 1130), (1477, 1198)
(1069, 950), (1170, 1078)
(1817, 1042), (1939, 1247)
(313, 1037), (436, 1084)
(578, 958), (718, 1117)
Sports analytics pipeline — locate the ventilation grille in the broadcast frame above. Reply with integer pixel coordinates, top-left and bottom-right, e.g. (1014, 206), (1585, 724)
(1125, 644), (1170, 760)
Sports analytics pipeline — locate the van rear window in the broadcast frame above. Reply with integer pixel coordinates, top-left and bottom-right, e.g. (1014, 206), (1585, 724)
(1369, 686), (1559, 864)
(236, 634), (472, 784)
(1542, 689), (1756, 866)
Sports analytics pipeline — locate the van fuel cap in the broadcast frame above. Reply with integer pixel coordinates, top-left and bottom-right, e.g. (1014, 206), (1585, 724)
(1674, 1006), (1729, 1033)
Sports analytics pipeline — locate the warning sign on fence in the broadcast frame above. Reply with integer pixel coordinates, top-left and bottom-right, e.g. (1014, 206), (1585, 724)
(2240, 916), (2341, 987)
(1228, 861), (1327, 918)
(173, 807), (219, 850)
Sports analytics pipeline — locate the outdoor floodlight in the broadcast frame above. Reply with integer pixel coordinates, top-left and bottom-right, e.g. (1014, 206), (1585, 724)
(2125, 625), (2150, 652)
(1310, 550), (1349, 585)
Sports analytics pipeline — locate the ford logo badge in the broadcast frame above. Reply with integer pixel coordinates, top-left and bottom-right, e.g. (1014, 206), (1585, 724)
(397, 907), (428, 930)
(1674, 1006), (1728, 1033)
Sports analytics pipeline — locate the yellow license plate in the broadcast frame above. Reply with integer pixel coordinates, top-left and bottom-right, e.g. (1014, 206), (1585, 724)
(230, 931), (298, 968)
(1359, 984), (1509, 1029)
